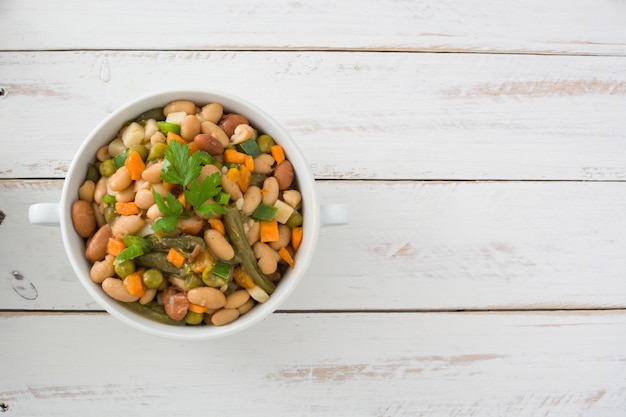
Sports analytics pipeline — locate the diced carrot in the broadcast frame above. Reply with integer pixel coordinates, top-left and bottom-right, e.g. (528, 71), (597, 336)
(238, 165), (252, 193)
(115, 201), (140, 216)
(177, 191), (190, 210)
(243, 155), (255, 171)
(124, 150), (145, 181)
(107, 237), (126, 256)
(292, 227), (303, 251)
(188, 303), (208, 314)
(278, 246), (295, 268)
(208, 218), (226, 236)
(224, 149), (247, 164)
(166, 248), (186, 268)
(187, 140), (199, 155)
(123, 272), (146, 297)
(166, 131), (186, 144)
(226, 167), (240, 182)
(260, 219), (279, 242)
(270, 145), (285, 164)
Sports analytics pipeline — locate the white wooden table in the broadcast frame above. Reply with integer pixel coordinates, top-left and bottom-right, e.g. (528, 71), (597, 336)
(1, 1), (625, 415)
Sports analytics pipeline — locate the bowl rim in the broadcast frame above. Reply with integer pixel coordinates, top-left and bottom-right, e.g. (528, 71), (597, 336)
(60, 89), (320, 340)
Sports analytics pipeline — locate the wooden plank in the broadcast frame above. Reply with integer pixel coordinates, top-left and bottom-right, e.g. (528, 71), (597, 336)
(1, 51), (625, 180)
(1, 311), (625, 416)
(2, 179), (625, 311)
(0, 0), (625, 55)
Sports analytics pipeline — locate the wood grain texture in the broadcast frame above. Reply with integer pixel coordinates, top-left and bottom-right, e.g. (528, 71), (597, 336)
(1, 51), (625, 180)
(3, 180), (625, 311)
(0, 0), (625, 55)
(1, 311), (624, 416)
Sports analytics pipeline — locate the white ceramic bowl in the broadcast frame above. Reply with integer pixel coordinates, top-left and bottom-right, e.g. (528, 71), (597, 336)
(29, 89), (349, 340)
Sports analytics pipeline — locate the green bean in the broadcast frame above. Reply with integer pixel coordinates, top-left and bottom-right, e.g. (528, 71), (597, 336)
(118, 301), (185, 326)
(146, 235), (205, 252)
(134, 107), (165, 123)
(223, 207), (276, 294)
(134, 252), (183, 274)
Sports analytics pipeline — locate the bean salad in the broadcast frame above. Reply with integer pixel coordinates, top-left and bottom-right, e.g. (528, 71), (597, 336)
(71, 99), (303, 326)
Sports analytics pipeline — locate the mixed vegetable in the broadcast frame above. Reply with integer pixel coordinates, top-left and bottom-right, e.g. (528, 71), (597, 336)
(71, 99), (303, 326)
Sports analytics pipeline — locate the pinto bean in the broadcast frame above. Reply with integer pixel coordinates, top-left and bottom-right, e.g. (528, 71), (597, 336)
(273, 160), (294, 190)
(194, 133), (224, 156)
(85, 224), (112, 263)
(72, 200), (97, 238)
(219, 113), (249, 137)
(200, 121), (230, 148)
(162, 287), (189, 321)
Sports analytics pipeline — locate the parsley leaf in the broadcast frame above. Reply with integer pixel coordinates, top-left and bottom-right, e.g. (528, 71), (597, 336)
(152, 188), (183, 233)
(150, 141), (225, 233)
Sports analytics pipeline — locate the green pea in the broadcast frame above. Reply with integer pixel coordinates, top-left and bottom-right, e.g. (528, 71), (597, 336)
(143, 269), (164, 289)
(184, 310), (205, 325)
(85, 163), (101, 183)
(147, 142), (167, 161)
(114, 260), (135, 278)
(256, 134), (275, 153)
(99, 159), (116, 177)
(286, 211), (303, 228)
(128, 144), (149, 161)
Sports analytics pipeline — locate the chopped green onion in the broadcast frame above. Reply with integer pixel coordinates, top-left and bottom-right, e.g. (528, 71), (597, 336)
(238, 139), (262, 157)
(157, 121), (181, 135)
(113, 150), (127, 169)
(215, 191), (230, 205)
(114, 244), (145, 265)
(212, 261), (232, 280)
(252, 203), (278, 221)
(102, 194), (117, 205)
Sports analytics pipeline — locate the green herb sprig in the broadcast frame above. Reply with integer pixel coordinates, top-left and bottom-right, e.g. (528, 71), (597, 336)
(151, 141), (225, 233)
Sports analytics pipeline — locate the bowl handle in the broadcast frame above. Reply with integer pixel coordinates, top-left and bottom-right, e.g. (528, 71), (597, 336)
(29, 203), (61, 226)
(320, 204), (351, 226)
